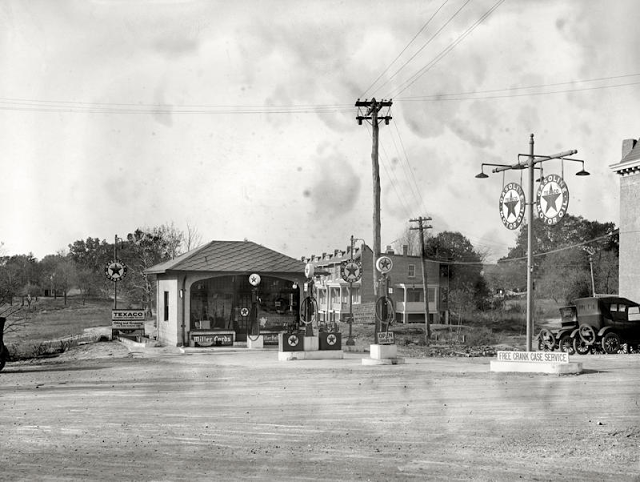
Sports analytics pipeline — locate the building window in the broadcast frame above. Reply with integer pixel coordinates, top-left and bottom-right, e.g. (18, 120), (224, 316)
(341, 288), (348, 304)
(408, 264), (416, 278)
(408, 288), (423, 302)
(428, 287), (436, 303)
(318, 289), (326, 307)
(351, 287), (361, 304)
(330, 287), (340, 308)
(163, 291), (169, 322)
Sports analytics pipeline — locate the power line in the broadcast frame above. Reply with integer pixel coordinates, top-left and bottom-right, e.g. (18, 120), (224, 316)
(0, 98), (354, 115)
(397, 80), (640, 102)
(361, 0), (453, 98)
(398, 73), (640, 100)
(391, 122), (427, 214)
(370, 0), (473, 98)
(388, 0), (507, 99)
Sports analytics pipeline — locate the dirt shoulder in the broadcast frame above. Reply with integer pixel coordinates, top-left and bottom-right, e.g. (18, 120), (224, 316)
(1, 341), (638, 481)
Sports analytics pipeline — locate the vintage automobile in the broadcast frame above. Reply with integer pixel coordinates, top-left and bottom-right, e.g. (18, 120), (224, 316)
(538, 296), (640, 355)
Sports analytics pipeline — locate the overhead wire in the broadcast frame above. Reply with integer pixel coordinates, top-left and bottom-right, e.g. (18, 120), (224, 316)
(364, 120), (414, 221)
(361, 0), (452, 99)
(388, 0), (507, 99)
(370, 0), (473, 99)
(390, 121), (427, 214)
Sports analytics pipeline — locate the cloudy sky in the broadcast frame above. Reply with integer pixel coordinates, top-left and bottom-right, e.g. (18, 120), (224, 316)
(1, 0), (638, 262)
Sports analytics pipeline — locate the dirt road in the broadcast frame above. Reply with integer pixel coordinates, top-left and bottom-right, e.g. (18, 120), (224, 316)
(1, 342), (639, 481)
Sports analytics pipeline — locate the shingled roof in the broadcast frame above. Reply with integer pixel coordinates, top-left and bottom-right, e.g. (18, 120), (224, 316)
(145, 240), (305, 275)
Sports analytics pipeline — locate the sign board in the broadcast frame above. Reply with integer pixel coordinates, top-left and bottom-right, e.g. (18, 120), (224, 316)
(304, 263), (315, 279)
(111, 309), (145, 330)
(351, 302), (376, 324)
(263, 332), (279, 345)
(341, 260), (362, 283)
(377, 331), (395, 345)
(376, 256), (393, 274)
(192, 333), (234, 347)
(535, 174), (569, 226)
(105, 260), (128, 282)
(249, 273), (261, 286)
(498, 182), (525, 230)
(496, 351), (569, 364)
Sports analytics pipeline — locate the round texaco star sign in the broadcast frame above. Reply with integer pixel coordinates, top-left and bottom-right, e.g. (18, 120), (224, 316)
(536, 174), (569, 225)
(105, 259), (127, 282)
(498, 182), (525, 230)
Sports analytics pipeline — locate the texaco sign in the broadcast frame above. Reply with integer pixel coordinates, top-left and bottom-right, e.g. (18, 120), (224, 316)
(498, 182), (525, 230)
(536, 174), (569, 225)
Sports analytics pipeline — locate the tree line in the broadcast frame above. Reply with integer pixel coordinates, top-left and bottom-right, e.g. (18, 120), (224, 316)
(393, 214), (619, 313)
(0, 223), (202, 312)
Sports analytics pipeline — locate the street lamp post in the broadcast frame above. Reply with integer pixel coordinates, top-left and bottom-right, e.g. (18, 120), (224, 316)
(476, 134), (590, 351)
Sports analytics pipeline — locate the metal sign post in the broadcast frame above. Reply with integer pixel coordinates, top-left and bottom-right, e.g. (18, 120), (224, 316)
(476, 134), (589, 351)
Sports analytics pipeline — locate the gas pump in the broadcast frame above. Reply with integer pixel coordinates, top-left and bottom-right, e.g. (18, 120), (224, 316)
(246, 273), (261, 341)
(375, 256), (396, 345)
(300, 264), (318, 337)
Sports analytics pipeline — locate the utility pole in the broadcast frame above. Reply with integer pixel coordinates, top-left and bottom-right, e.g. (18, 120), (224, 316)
(356, 98), (392, 296)
(410, 217), (432, 344)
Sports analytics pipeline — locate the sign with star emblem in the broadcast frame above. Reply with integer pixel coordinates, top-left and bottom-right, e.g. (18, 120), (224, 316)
(535, 174), (569, 225)
(249, 273), (261, 286)
(498, 182), (525, 230)
(304, 263), (314, 279)
(340, 260), (362, 283)
(375, 256), (393, 274)
(105, 259), (127, 282)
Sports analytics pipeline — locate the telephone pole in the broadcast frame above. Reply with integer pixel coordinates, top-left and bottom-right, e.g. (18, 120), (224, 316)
(410, 216), (432, 344)
(356, 98), (392, 295)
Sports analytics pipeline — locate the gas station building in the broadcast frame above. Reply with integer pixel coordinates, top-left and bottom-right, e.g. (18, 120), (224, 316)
(145, 240), (307, 347)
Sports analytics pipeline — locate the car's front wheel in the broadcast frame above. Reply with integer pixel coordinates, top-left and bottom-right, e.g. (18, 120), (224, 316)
(558, 333), (575, 355)
(573, 336), (591, 355)
(601, 332), (621, 354)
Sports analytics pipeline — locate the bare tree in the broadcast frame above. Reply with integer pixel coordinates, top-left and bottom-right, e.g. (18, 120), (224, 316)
(184, 222), (203, 253)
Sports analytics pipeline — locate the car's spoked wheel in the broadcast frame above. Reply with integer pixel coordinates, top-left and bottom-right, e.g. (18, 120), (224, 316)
(601, 332), (621, 354)
(573, 336), (591, 355)
(538, 329), (555, 351)
(558, 334), (575, 355)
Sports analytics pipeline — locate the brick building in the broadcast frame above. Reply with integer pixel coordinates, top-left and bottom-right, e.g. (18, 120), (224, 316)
(305, 244), (448, 324)
(610, 138), (640, 301)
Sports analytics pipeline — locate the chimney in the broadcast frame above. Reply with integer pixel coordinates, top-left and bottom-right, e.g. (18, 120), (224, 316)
(311, 254), (316, 261)
(622, 138), (638, 160)
(386, 245), (394, 254)
(334, 249), (340, 256)
(322, 252), (327, 259)
(402, 245), (408, 256)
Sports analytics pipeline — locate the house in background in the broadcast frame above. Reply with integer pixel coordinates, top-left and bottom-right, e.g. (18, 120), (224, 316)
(611, 137), (640, 302)
(305, 244), (448, 324)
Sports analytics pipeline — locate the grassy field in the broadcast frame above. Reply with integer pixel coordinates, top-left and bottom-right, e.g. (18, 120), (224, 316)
(2, 296), (114, 346)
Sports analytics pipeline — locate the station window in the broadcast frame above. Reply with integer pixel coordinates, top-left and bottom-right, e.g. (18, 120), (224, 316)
(408, 264), (416, 278)
(163, 291), (169, 321)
